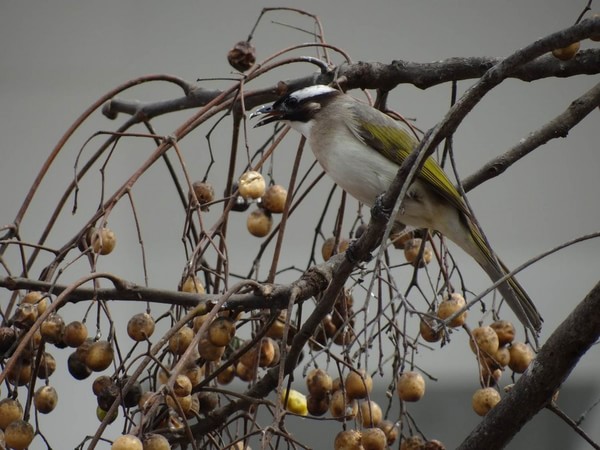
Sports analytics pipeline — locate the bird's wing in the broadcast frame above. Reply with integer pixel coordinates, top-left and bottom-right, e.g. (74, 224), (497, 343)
(346, 101), (541, 332)
(347, 101), (471, 219)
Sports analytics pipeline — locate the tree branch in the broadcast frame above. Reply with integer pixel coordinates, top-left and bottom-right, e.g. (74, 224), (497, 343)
(462, 81), (600, 192)
(0, 266), (334, 312)
(458, 280), (600, 450)
(103, 49), (600, 121)
(102, 18), (600, 123)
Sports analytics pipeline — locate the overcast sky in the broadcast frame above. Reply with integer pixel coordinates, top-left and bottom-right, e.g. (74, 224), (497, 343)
(1, 1), (598, 449)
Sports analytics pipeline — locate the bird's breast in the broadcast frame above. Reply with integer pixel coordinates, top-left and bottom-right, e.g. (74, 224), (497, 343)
(308, 129), (397, 207)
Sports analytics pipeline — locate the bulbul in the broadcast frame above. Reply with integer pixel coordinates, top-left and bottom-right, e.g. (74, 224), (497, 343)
(251, 85), (542, 333)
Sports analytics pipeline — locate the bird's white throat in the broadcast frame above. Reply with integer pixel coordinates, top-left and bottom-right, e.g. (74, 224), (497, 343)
(287, 119), (315, 139)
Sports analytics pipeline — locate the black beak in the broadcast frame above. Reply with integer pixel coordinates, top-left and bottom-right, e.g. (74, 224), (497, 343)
(250, 104), (283, 128)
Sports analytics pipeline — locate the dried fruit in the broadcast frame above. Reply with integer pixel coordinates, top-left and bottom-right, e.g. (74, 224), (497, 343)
(345, 369), (372, 400)
(361, 427), (387, 450)
(437, 293), (467, 327)
(85, 340), (114, 372)
(262, 184), (288, 213)
(493, 346), (511, 367)
(508, 342), (534, 373)
(198, 391), (219, 414)
(120, 377), (143, 408)
(472, 387), (501, 416)
(96, 405), (118, 423)
(306, 368), (333, 398)
(169, 326), (194, 355)
(198, 337), (225, 361)
(228, 183), (250, 212)
(127, 313), (155, 342)
(0, 326), (17, 353)
(246, 209), (272, 237)
(173, 375), (192, 398)
(40, 314), (65, 344)
(166, 394), (193, 414)
(180, 275), (205, 294)
(400, 436), (425, 450)
(238, 171), (265, 199)
(4, 419), (34, 450)
(207, 317), (235, 347)
(490, 320), (515, 346)
(111, 434), (143, 450)
(306, 394), (329, 416)
(190, 181), (215, 208)
(321, 237), (337, 261)
(334, 429), (362, 450)
(92, 375), (113, 396)
(34, 385), (58, 414)
(63, 321), (88, 347)
(403, 238), (433, 267)
(235, 361), (257, 382)
(12, 303), (37, 328)
(358, 400), (383, 427)
(90, 227), (117, 255)
(419, 316), (442, 343)
(21, 291), (48, 314)
(68, 351), (92, 380)
(378, 420), (399, 445)
(6, 360), (32, 386)
(142, 434), (170, 450)
(216, 365), (235, 385)
(390, 229), (414, 249)
(227, 40), (256, 72)
(37, 352), (57, 379)
(397, 371), (426, 402)
(329, 390), (357, 419)
(0, 398), (23, 430)
(469, 326), (500, 356)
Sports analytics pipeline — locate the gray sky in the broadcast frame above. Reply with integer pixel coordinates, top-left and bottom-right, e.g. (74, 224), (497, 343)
(1, 1), (599, 448)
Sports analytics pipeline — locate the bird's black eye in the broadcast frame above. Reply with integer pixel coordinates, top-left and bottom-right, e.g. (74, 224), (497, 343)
(284, 96), (299, 107)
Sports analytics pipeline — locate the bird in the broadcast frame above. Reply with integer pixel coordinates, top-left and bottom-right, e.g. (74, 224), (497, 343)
(251, 84), (542, 333)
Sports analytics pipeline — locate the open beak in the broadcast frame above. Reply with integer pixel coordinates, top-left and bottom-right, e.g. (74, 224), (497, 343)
(250, 104), (283, 128)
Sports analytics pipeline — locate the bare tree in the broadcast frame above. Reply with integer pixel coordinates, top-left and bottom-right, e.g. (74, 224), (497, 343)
(0, 7), (599, 450)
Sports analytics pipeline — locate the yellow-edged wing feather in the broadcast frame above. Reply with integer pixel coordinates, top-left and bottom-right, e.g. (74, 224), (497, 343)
(347, 101), (471, 219)
(346, 101), (541, 331)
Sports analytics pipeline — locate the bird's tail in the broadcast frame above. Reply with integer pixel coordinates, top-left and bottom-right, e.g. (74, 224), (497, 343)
(465, 223), (543, 334)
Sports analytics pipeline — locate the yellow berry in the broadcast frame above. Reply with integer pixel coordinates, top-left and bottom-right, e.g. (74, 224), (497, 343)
(397, 371), (425, 402)
(262, 184), (288, 213)
(472, 387), (501, 416)
(238, 171), (266, 199)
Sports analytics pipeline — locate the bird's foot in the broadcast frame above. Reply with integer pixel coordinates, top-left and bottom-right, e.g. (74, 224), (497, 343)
(371, 193), (392, 222)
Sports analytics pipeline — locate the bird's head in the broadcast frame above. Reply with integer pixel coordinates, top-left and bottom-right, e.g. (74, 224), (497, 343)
(251, 85), (340, 136)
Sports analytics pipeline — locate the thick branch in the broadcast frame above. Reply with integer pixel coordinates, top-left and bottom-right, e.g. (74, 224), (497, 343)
(458, 280), (600, 449)
(103, 49), (600, 121)
(338, 49), (600, 91)
(102, 12), (599, 122)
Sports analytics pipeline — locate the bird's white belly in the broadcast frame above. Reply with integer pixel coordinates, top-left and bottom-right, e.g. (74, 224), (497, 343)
(306, 130), (450, 232)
